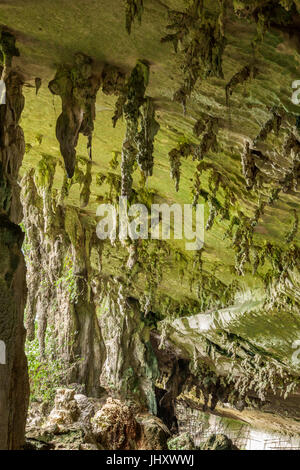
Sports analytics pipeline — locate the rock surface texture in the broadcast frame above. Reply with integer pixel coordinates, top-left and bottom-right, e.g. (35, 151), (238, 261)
(0, 31), (29, 450)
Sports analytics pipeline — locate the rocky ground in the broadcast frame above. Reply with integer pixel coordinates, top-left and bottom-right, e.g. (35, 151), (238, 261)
(25, 388), (238, 451)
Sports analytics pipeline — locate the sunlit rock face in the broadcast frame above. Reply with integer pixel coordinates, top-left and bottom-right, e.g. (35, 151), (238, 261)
(176, 400), (300, 450)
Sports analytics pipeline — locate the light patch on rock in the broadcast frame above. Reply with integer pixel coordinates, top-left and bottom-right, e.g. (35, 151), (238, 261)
(0, 79), (6, 105)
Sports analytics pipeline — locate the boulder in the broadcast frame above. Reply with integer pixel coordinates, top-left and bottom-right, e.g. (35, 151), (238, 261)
(91, 398), (141, 450)
(168, 432), (196, 450)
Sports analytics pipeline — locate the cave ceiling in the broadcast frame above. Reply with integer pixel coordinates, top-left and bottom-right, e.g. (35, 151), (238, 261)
(1, 0), (300, 316)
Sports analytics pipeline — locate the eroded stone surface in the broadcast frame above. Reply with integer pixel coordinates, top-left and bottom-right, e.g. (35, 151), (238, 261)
(0, 31), (29, 450)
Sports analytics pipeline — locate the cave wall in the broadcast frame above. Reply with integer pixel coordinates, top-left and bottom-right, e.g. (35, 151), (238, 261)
(21, 164), (105, 397)
(97, 281), (159, 413)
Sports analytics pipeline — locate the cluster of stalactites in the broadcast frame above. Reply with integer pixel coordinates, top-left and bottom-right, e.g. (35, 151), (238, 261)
(241, 141), (259, 190)
(108, 60), (160, 199)
(174, 328), (300, 416)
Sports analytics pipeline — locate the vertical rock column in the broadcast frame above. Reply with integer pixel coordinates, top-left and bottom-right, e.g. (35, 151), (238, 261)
(98, 282), (159, 414)
(0, 32), (29, 450)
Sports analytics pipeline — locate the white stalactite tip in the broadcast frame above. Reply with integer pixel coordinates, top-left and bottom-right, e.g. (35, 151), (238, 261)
(0, 79), (6, 105)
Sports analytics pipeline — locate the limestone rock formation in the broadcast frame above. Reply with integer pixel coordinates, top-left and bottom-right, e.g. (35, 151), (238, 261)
(98, 283), (159, 412)
(0, 31), (29, 450)
(91, 398), (141, 450)
(91, 397), (169, 450)
(48, 54), (100, 178)
(200, 433), (238, 450)
(26, 388), (103, 450)
(21, 163), (105, 397)
(0, 0), (300, 451)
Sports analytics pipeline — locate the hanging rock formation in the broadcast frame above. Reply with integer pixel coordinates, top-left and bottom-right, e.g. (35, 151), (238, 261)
(48, 54), (100, 178)
(0, 0), (300, 450)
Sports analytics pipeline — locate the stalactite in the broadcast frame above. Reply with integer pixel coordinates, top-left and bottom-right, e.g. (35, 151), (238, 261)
(241, 141), (258, 189)
(206, 195), (218, 231)
(253, 108), (282, 146)
(233, 0), (295, 55)
(265, 244), (300, 309)
(21, 159), (105, 396)
(101, 65), (126, 97)
(191, 170), (203, 208)
(135, 97), (160, 177)
(224, 198), (268, 276)
(121, 61), (148, 197)
(96, 171), (122, 205)
(101, 65), (126, 128)
(125, 0), (144, 34)
(79, 159), (92, 208)
(226, 211), (254, 276)
(196, 116), (219, 161)
(169, 142), (195, 192)
(191, 160), (233, 226)
(35, 77), (42, 95)
(48, 53), (100, 178)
